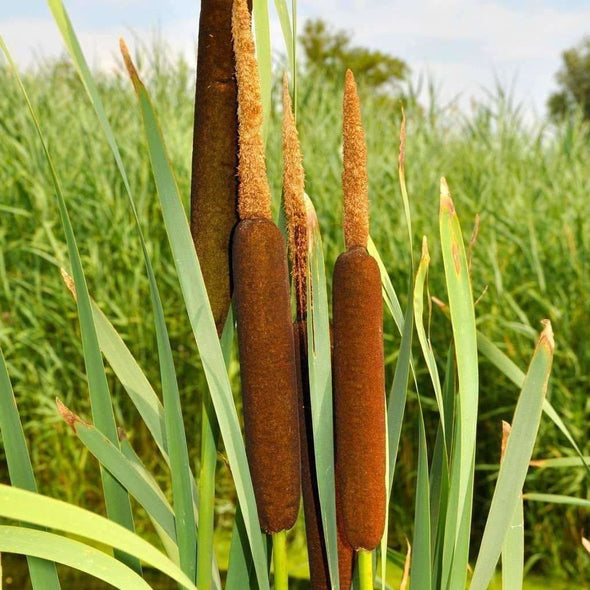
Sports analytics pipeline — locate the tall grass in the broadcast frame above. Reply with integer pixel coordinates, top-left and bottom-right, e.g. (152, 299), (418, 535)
(0, 23), (589, 587)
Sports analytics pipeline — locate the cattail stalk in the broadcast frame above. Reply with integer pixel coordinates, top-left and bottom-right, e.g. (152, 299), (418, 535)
(231, 6), (300, 589)
(333, 71), (386, 578)
(283, 76), (355, 589)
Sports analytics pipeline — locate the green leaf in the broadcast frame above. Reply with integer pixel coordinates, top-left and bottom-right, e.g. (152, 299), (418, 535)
(470, 322), (554, 590)
(530, 456), (590, 469)
(522, 493), (590, 509)
(0, 35), (140, 574)
(273, 0), (294, 76)
(306, 196), (339, 588)
(439, 178), (478, 580)
(0, 485), (196, 588)
(413, 238), (447, 444)
(501, 500), (524, 590)
(197, 311), (234, 590)
(58, 404), (176, 545)
(0, 348), (61, 589)
(85, 293), (168, 461)
(252, 0), (272, 141)
(410, 409), (432, 590)
(119, 438), (180, 563)
(477, 332), (589, 477)
(0, 527), (150, 590)
(121, 48), (270, 590)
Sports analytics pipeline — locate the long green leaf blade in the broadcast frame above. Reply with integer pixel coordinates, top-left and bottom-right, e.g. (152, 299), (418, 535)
(0, 349), (61, 589)
(470, 322), (554, 590)
(501, 500), (524, 590)
(410, 410), (432, 590)
(0, 485), (196, 588)
(252, 0), (272, 141)
(62, 273), (168, 461)
(439, 178), (478, 577)
(522, 493), (590, 508)
(477, 332), (589, 477)
(307, 197), (339, 588)
(57, 402), (177, 543)
(0, 527), (150, 590)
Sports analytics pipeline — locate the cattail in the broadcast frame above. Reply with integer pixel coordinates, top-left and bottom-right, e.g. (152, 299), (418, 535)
(332, 70), (386, 552)
(190, 0), (240, 334)
(283, 78), (355, 587)
(231, 0), (300, 535)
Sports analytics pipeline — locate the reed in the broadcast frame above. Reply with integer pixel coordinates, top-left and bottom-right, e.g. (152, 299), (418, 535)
(231, 0), (300, 572)
(283, 74), (356, 589)
(332, 70), (387, 564)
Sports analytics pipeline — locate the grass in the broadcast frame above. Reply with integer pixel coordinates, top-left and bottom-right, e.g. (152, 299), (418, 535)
(0, 36), (588, 587)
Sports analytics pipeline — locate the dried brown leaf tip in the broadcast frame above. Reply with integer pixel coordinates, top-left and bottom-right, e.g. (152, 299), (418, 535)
(501, 420), (511, 464)
(119, 38), (141, 93)
(342, 69), (369, 250)
(232, 0), (272, 221)
(60, 268), (76, 300)
(539, 319), (555, 351)
(282, 73), (308, 317)
(56, 398), (88, 433)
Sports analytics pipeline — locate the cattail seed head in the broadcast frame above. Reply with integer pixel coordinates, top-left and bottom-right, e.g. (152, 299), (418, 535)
(232, 0), (272, 220)
(190, 0), (239, 334)
(342, 69), (369, 250)
(282, 74), (308, 319)
(332, 247), (386, 550)
(232, 219), (300, 532)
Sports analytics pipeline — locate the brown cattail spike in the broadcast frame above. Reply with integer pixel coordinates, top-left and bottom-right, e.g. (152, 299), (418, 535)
(232, 219), (300, 532)
(342, 69), (369, 250)
(332, 246), (386, 550)
(232, 0), (272, 221)
(282, 74), (308, 319)
(190, 0), (239, 334)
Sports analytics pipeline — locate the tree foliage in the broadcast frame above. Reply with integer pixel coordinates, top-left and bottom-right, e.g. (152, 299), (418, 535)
(548, 37), (590, 121)
(299, 19), (409, 92)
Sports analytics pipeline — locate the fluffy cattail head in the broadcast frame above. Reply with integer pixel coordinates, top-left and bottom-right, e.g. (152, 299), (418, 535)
(232, 0), (272, 220)
(342, 69), (369, 250)
(282, 74), (308, 318)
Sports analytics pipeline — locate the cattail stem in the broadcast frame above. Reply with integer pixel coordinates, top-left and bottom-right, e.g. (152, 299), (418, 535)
(358, 550), (373, 590)
(272, 530), (289, 590)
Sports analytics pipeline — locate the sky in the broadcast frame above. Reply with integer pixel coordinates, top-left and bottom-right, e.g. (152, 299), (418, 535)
(2, 1), (590, 119)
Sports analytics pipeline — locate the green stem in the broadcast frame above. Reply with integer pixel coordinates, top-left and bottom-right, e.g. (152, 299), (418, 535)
(196, 391), (220, 590)
(272, 530), (288, 590)
(358, 549), (373, 590)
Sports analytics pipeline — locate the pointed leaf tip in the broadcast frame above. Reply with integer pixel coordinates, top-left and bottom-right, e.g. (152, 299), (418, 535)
(439, 177), (454, 213)
(420, 235), (430, 263)
(119, 38), (141, 92)
(56, 398), (86, 432)
(539, 319), (554, 352)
